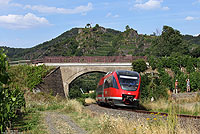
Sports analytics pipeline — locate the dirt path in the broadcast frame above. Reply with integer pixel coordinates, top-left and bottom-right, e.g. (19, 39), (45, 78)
(44, 112), (87, 134)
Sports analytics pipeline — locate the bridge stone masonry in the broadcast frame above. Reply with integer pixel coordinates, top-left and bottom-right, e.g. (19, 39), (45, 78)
(34, 56), (147, 97)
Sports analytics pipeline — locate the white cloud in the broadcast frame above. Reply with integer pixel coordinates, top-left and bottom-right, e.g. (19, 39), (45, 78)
(24, 3), (93, 14)
(0, 0), (22, 8)
(106, 12), (119, 18)
(185, 16), (196, 21)
(162, 6), (169, 10)
(135, 0), (144, 3)
(134, 0), (169, 10)
(0, 0), (11, 5)
(0, 13), (50, 29)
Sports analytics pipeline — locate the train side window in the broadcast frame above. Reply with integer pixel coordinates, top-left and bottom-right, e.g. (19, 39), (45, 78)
(104, 80), (109, 89)
(107, 76), (112, 88)
(112, 76), (118, 89)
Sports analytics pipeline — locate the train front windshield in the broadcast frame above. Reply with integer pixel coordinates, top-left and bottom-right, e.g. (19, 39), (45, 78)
(119, 75), (139, 91)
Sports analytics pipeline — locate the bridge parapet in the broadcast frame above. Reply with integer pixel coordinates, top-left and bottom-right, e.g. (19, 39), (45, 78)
(33, 56), (147, 64)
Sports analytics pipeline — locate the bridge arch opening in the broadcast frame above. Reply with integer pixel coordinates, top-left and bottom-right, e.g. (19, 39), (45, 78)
(68, 71), (106, 99)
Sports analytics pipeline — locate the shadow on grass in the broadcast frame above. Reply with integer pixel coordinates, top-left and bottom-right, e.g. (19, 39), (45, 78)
(12, 110), (40, 132)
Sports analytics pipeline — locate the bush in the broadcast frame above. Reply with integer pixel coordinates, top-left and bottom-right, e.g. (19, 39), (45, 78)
(69, 88), (82, 99)
(174, 72), (187, 92)
(186, 58), (195, 73)
(0, 49), (25, 132)
(132, 59), (147, 73)
(140, 74), (151, 101)
(189, 72), (200, 92)
(148, 56), (158, 70)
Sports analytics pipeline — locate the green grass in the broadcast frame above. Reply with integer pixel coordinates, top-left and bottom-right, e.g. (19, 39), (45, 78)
(142, 98), (200, 116)
(13, 110), (46, 133)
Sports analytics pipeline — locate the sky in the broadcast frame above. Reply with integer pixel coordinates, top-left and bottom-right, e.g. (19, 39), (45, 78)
(0, 0), (200, 48)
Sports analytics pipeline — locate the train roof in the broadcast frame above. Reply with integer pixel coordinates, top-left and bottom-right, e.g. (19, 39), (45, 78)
(116, 70), (139, 77)
(98, 70), (140, 86)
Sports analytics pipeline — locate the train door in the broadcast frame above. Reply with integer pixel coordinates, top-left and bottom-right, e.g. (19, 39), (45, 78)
(103, 79), (109, 99)
(106, 76), (112, 97)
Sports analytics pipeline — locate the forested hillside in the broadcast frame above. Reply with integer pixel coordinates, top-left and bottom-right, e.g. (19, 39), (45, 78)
(1, 24), (200, 61)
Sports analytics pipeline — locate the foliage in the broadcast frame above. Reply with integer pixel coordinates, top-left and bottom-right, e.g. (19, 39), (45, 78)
(147, 26), (190, 57)
(69, 73), (104, 99)
(0, 49), (25, 132)
(157, 68), (172, 89)
(148, 56), (158, 70)
(132, 59), (147, 73)
(140, 74), (168, 102)
(69, 88), (82, 99)
(189, 72), (200, 92)
(140, 74), (151, 101)
(8, 65), (53, 91)
(174, 72), (187, 92)
(148, 55), (200, 93)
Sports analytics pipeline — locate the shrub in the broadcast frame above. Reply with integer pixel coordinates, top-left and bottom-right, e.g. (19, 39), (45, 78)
(0, 49), (25, 132)
(189, 72), (200, 92)
(69, 88), (82, 99)
(132, 59), (147, 73)
(186, 58), (195, 73)
(174, 72), (187, 92)
(140, 74), (151, 101)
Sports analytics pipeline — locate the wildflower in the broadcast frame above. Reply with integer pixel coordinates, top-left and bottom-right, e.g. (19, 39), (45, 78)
(150, 113), (154, 115)
(146, 118), (150, 120)
(158, 112), (160, 114)
(153, 118), (157, 120)
(159, 116), (163, 118)
(155, 114), (158, 116)
(163, 114), (166, 116)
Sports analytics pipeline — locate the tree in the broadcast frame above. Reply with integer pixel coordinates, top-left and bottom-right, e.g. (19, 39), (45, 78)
(85, 23), (91, 28)
(151, 26), (188, 57)
(125, 25), (130, 31)
(148, 56), (158, 70)
(189, 72), (200, 92)
(186, 58), (195, 73)
(132, 59), (147, 73)
(95, 24), (100, 28)
(191, 46), (200, 57)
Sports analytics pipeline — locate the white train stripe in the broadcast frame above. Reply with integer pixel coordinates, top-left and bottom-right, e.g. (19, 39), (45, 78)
(120, 75), (138, 79)
(97, 97), (139, 101)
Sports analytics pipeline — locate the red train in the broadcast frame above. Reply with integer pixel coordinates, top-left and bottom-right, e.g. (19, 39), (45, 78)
(96, 70), (141, 107)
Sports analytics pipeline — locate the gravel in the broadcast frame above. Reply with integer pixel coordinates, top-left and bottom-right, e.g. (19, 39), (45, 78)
(44, 112), (87, 134)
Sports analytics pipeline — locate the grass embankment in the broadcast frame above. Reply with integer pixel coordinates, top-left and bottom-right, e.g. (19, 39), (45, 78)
(16, 92), (199, 134)
(142, 94), (200, 116)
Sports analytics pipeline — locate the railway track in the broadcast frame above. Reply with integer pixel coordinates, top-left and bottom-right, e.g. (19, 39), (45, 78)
(91, 103), (200, 119)
(126, 109), (200, 119)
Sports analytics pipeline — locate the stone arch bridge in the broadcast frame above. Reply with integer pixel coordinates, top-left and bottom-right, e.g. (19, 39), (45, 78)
(33, 56), (146, 97)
